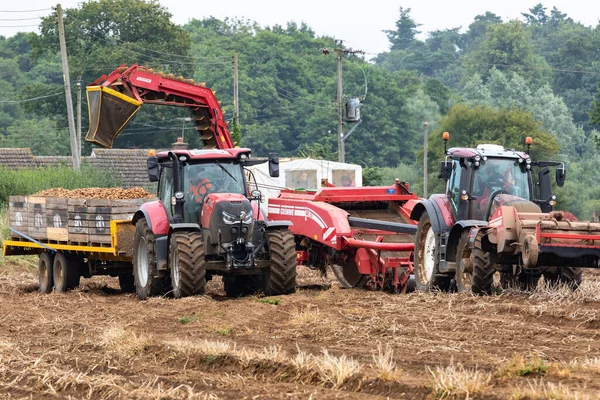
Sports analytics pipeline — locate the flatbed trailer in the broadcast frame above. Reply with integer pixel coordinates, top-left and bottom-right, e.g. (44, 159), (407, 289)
(4, 196), (150, 293)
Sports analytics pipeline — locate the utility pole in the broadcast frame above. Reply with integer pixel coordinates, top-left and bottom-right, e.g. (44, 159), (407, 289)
(322, 41), (364, 163)
(423, 117), (428, 198)
(76, 77), (82, 164)
(232, 52), (239, 129)
(336, 48), (344, 162)
(57, 3), (80, 170)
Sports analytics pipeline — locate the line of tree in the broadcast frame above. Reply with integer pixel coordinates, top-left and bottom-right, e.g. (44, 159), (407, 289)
(1, 1), (600, 217)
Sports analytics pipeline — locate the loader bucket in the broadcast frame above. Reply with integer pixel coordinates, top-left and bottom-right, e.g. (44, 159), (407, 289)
(85, 86), (142, 148)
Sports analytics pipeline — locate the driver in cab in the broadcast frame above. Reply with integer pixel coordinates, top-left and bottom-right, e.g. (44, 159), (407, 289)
(190, 168), (214, 203)
(476, 162), (515, 217)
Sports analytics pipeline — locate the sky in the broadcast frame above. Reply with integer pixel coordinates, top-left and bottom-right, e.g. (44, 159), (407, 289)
(1, 0), (599, 56)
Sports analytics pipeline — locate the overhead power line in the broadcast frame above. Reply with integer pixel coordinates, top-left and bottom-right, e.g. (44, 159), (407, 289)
(0, 91), (62, 104)
(0, 8), (51, 12)
(0, 16), (41, 21)
(0, 24), (39, 27)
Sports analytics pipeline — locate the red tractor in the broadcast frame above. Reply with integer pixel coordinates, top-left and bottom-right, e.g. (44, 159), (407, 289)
(410, 133), (600, 294)
(86, 65), (297, 299)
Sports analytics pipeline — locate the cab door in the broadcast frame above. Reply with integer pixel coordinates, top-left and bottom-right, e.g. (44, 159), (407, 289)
(446, 159), (469, 220)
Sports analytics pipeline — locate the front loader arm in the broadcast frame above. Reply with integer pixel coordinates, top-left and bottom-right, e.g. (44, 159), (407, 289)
(86, 64), (233, 149)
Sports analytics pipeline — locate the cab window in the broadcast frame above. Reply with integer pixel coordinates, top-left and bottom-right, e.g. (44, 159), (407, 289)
(447, 160), (462, 213)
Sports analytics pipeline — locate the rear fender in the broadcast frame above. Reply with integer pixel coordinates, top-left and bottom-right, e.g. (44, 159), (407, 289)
(410, 197), (453, 233)
(132, 200), (169, 236)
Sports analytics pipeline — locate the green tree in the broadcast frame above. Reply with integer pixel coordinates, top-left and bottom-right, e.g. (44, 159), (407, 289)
(384, 7), (421, 51)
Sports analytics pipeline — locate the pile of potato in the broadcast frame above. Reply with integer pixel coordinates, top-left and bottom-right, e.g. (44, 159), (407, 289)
(32, 187), (154, 199)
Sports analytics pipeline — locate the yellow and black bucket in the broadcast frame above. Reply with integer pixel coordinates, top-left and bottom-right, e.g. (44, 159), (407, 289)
(86, 86), (142, 148)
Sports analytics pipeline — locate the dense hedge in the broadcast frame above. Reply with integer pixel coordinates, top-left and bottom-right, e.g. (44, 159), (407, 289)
(0, 164), (121, 205)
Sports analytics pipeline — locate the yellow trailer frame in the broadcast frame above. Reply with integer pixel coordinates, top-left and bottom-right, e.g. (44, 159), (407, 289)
(3, 220), (133, 261)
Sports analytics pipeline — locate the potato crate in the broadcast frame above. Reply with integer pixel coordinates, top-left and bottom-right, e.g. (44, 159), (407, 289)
(27, 197), (47, 241)
(8, 196), (29, 239)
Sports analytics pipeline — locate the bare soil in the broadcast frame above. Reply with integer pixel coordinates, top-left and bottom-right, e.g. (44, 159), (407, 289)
(1, 260), (600, 399)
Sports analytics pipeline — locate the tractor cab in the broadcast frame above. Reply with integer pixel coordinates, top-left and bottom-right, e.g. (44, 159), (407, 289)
(444, 144), (533, 221)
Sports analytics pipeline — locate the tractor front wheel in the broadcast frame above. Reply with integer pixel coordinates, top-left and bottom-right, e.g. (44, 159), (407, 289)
(471, 233), (495, 295)
(169, 231), (206, 298)
(455, 231), (473, 293)
(264, 229), (297, 295)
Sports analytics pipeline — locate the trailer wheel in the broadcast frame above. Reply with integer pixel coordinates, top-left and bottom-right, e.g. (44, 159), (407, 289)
(455, 231), (473, 293)
(543, 267), (582, 290)
(118, 274), (135, 293)
(414, 211), (450, 292)
(53, 252), (78, 292)
(38, 252), (54, 294)
(133, 219), (169, 300)
(169, 231), (206, 298)
(224, 274), (263, 297)
(264, 229), (297, 295)
(471, 233), (495, 295)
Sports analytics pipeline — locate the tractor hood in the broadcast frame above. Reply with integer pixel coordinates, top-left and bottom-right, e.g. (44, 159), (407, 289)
(489, 194), (542, 218)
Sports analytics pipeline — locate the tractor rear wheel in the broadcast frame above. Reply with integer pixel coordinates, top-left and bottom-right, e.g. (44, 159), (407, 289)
(471, 233), (495, 295)
(455, 231), (473, 293)
(264, 229), (297, 295)
(169, 231), (206, 298)
(414, 211), (450, 292)
(118, 274), (135, 293)
(543, 267), (582, 290)
(38, 252), (54, 293)
(133, 219), (170, 300)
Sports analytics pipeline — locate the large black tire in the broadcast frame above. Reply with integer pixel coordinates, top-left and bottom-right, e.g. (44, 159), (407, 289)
(471, 233), (495, 295)
(224, 274), (263, 297)
(133, 219), (170, 300)
(414, 211), (450, 292)
(543, 267), (582, 290)
(169, 231), (207, 298)
(264, 229), (297, 295)
(118, 274), (135, 293)
(53, 252), (79, 292)
(38, 252), (54, 294)
(454, 231), (473, 293)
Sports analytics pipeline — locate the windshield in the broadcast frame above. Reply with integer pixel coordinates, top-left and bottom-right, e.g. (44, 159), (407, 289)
(473, 158), (530, 200)
(184, 162), (246, 196)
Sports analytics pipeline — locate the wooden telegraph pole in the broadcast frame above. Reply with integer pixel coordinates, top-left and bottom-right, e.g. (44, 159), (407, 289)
(56, 3), (80, 170)
(423, 117), (428, 198)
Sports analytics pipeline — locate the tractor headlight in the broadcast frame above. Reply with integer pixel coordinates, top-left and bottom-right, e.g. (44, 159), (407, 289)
(222, 211), (238, 225)
(242, 212), (253, 224)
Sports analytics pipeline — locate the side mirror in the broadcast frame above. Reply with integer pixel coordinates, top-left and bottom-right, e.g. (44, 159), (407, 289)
(147, 156), (159, 182)
(556, 167), (566, 187)
(251, 189), (262, 200)
(268, 152), (279, 178)
(439, 161), (452, 181)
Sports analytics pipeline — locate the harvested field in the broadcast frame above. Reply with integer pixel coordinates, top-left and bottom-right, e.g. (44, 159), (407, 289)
(31, 187), (154, 199)
(1, 261), (600, 399)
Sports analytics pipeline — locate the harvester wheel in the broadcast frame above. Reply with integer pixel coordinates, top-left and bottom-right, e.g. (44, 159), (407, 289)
(169, 232), (206, 298)
(38, 252), (54, 294)
(415, 211), (450, 292)
(522, 235), (539, 268)
(543, 267), (582, 290)
(471, 233), (495, 295)
(133, 219), (170, 300)
(224, 274), (263, 297)
(264, 229), (297, 295)
(52, 252), (78, 292)
(455, 231), (473, 292)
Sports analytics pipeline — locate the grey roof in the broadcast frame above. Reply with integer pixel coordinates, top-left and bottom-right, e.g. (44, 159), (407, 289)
(89, 148), (156, 190)
(35, 156), (73, 168)
(0, 148), (35, 169)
